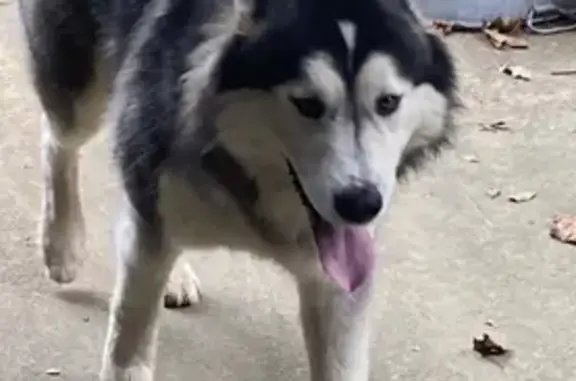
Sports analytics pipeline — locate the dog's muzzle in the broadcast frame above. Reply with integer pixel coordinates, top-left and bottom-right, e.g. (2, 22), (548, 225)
(286, 161), (377, 293)
(333, 183), (383, 224)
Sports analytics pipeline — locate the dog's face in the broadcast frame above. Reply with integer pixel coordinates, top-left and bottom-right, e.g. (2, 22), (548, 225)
(218, 0), (456, 226)
(215, 0), (456, 289)
(272, 48), (453, 228)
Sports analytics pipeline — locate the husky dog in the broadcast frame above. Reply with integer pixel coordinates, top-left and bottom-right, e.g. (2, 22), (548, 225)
(18, 0), (457, 379)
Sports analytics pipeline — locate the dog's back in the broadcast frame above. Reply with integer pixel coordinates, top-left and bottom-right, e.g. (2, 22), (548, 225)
(18, 0), (105, 126)
(18, 0), (195, 122)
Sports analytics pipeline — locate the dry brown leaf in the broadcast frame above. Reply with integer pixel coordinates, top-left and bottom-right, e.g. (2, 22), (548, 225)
(431, 20), (455, 35)
(463, 154), (479, 163)
(500, 64), (531, 81)
(429, 20), (480, 35)
(483, 28), (528, 49)
(485, 17), (525, 34)
(23, 235), (35, 247)
(486, 188), (502, 199)
(551, 69), (576, 76)
(45, 368), (62, 376)
(508, 191), (537, 203)
(550, 214), (576, 245)
(479, 120), (511, 132)
(473, 333), (509, 357)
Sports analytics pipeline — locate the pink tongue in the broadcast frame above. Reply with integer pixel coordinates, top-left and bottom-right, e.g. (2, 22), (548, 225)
(317, 227), (375, 292)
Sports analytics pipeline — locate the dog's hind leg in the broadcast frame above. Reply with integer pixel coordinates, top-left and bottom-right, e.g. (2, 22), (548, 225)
(18, 0), (108, 283)
(297, 275), (374, 381)
(163, 254), (202, 308)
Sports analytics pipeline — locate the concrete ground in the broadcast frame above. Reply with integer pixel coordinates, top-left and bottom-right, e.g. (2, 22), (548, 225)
(2, 2), (576, 380)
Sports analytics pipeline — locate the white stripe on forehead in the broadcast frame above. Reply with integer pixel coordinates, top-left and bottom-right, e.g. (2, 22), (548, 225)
(286, 22), (357, 105)
(337, 20), (357, 63)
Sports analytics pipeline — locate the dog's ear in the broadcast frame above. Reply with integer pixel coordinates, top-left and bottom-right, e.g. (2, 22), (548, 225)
(236, 3), (266, 38)
(423, 32), (458, 101)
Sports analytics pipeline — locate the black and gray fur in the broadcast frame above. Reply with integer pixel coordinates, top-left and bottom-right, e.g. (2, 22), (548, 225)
(18, 0), (457, 379)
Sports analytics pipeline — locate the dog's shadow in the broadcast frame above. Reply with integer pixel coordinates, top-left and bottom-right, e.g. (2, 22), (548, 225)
(55, 288), (306, 381)
(157, 294), (307, 381)
(55, 288), (110, 312)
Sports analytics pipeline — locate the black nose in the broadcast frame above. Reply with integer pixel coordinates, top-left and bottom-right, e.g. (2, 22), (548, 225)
(333, 183), (383, 224)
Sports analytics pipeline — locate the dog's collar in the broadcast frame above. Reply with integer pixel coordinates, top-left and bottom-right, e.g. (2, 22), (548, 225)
(199, 144), (285, 244)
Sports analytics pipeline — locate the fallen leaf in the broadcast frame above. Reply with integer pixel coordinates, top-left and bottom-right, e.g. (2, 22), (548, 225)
(483, 28), (528, 49)
(550, 214), (576, 245)
(45, 368), (62, 376)
(485, 17), (524, 34)
(428, 20), (480, 35)
(463, 154), (479, 163)
(479, 120), (511, 132)
(500, 64), (532, 81)
(82, 316), (90, 323)
(431, 20), (455, 35)
(508, 191), (537, 203)
(485, 320), (496, 327)
(23, 236), (35, 247)
(486, 188), (502, 199)
(551, 69), (576, 76)
(473, 333), (509, 357)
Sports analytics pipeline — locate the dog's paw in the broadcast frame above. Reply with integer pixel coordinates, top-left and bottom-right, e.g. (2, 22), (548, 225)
(164, 259), (201, 308)
(41, 240), (80, 284)
(100, 364), (154, 381)
(41, 220), (85, 284)
(45, 263), (77, 284)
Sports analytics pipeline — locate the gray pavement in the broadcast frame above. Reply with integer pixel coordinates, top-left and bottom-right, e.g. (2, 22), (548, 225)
(1, 2), (576, 380)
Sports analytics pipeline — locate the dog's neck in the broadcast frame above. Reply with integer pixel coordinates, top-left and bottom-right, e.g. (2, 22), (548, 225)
(169, 141), (287, 245)
(201, 144), (288, 244)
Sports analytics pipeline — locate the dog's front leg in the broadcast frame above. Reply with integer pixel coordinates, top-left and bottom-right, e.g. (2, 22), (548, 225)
(100, 200), (175, 381)
(298, 276), (374, 381)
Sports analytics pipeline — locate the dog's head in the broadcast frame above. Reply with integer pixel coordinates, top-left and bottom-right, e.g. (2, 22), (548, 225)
(211, 0), (457, 289)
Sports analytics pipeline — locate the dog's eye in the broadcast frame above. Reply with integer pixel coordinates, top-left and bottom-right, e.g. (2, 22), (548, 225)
(289, 96), (326, 120)
(375, 94), (401, 117)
